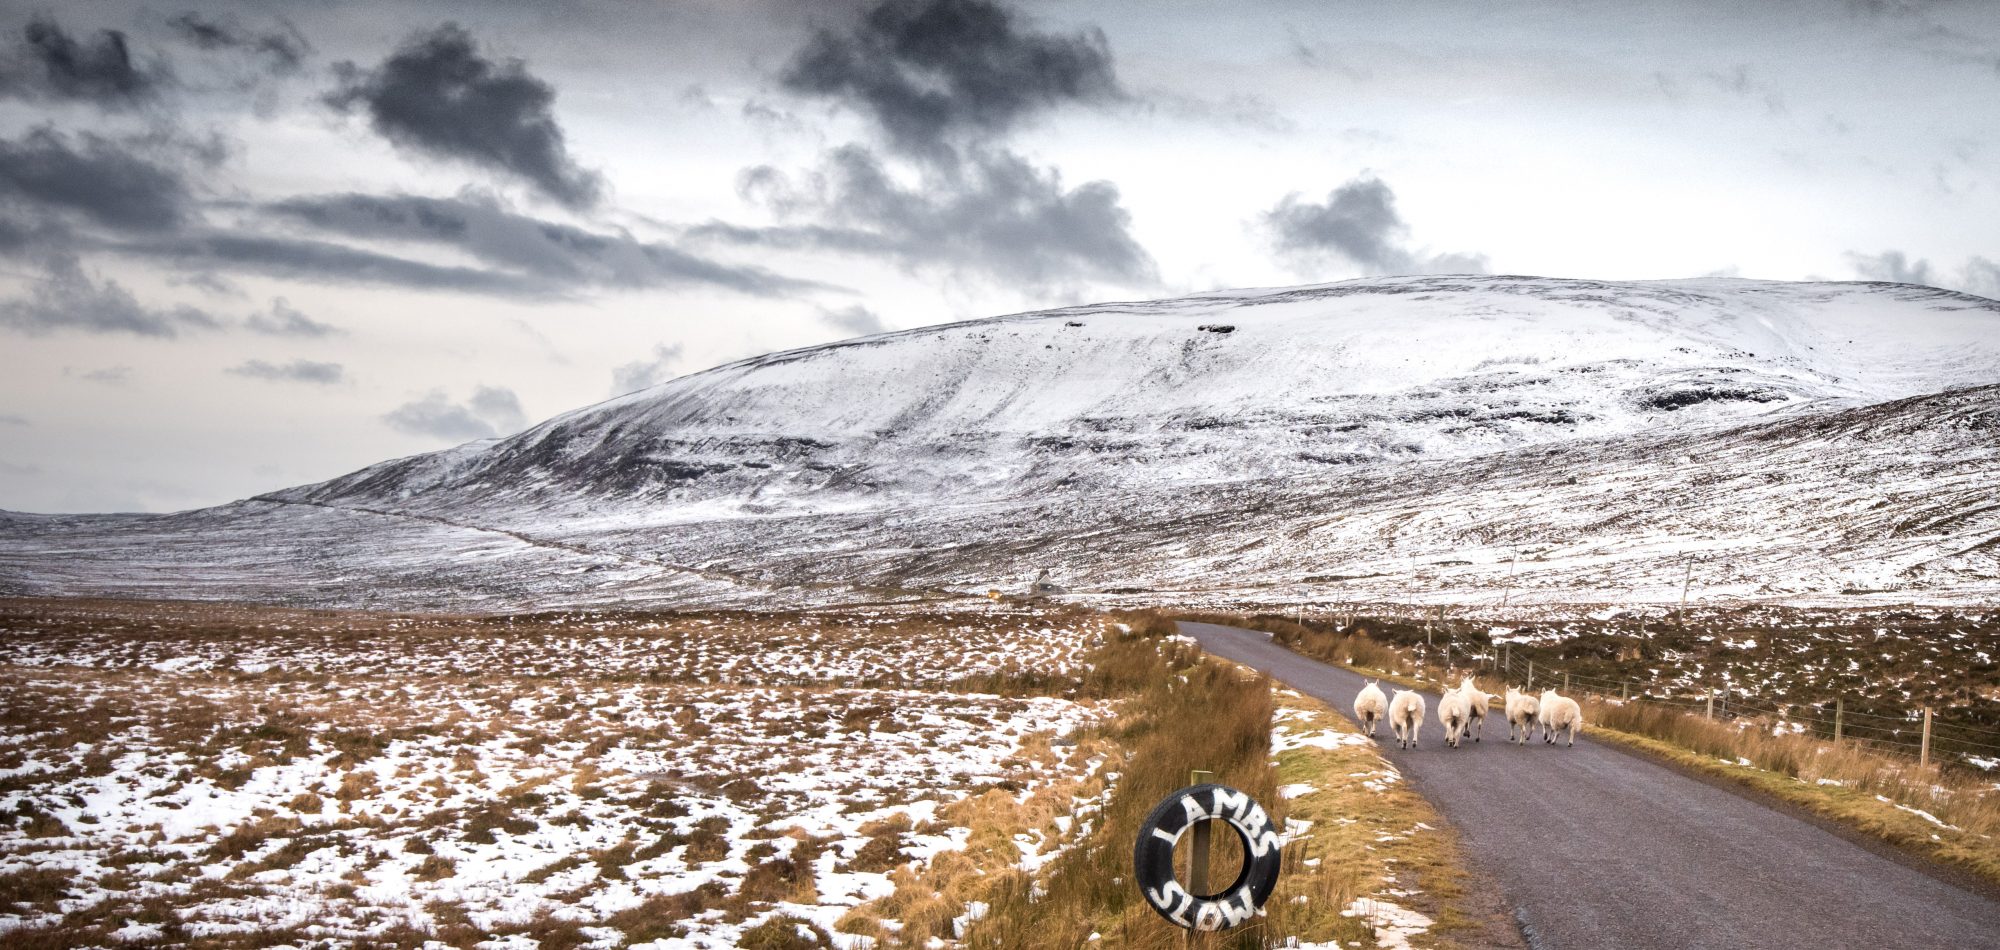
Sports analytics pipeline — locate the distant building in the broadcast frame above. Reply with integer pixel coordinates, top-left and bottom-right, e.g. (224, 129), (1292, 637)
(1029, 569), (1068, 599)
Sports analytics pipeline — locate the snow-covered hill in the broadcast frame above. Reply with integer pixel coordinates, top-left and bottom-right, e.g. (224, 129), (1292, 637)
(4, 275), (1997, 610)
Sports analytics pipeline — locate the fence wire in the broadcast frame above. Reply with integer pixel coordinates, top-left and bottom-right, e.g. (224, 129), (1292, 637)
(1461, 645), (1999, 768)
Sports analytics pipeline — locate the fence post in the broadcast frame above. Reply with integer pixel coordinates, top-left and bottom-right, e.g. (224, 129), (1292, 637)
(1706, 691), (1715, 719)
(1920, 708), (1932, 769)
(1527, 660), (1533, 687)
(1563, 671), (1570, 694)
(1188, 770), (1214, 899)
(1834, 698), (1843, 743)
(1621, 682), (1628, 702)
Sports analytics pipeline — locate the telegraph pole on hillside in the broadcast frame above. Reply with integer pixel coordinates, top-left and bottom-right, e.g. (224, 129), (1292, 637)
(1677, 557), (1694, 629)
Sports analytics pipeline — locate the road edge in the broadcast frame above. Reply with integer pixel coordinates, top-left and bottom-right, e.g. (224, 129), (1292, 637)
(1578, 724), (2000, 905)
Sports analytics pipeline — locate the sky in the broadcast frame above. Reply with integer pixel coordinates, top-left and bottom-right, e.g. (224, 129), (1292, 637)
(0, 0), (1995, 513)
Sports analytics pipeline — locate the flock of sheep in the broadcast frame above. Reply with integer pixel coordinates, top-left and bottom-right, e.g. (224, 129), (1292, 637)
(1352, 677), (1583, 750)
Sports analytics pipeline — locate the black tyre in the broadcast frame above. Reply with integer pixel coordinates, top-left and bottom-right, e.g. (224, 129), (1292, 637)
(1131, 783), (1283, 932)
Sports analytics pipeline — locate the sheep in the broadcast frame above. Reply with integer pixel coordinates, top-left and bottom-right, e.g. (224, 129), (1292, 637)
(1505, 686), (1539, 745)
(1457, 677), (1493, 743)
(1388, 689), (1425, 750)
(1437, 687), (1470, 748)
(1353, 680), (1387, 737)
(1540, 688), (1583, 747)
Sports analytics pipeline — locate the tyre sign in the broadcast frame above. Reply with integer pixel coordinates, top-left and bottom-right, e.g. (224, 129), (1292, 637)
(1132, 783), (1283, 931)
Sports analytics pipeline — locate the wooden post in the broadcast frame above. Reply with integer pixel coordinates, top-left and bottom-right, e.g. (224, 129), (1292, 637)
(1621, 681), (1628, 702)
(1188, 770), (1213, 897)
(1526, 660), (1533, 687)
(1834, 698), (1843, 743)
(1563, 671), (1570, 694)
(1678, 559), (1693, 628)
(1920, 708), (1933, 769)
(1706, 691), (1715, 719)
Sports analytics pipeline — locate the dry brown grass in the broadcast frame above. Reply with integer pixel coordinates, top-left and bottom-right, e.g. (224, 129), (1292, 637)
(962, 627), (1280, 948)
(1180, 611), (1407, 676)
(0, 598), (1119, 946)
(1586, 698), (2000, 883)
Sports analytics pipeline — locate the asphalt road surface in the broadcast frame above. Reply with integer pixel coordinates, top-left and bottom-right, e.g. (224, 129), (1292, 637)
(1180, 620), (2000, 950)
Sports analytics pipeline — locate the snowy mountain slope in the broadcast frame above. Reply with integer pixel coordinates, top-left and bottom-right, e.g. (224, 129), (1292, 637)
(3, 275), (1996, 610)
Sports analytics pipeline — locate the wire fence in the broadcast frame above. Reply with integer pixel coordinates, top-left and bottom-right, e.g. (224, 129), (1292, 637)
(1406, 640), (2000, 769)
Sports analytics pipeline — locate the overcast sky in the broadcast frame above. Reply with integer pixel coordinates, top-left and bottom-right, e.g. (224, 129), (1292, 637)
(1, 0), (1995, 513)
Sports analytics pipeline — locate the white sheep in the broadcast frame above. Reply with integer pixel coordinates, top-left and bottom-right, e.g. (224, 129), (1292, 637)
(1388, 689), (1425, 750)
(1505, 686), (1539, 745)
(1457, 677), (1493, 743)
(1540, 688), (1582, 747)
(1437, 687), (1470, 748)
(1353, 680), (1387, 737)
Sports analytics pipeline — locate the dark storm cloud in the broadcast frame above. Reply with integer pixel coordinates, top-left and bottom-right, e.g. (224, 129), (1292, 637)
(384, 386), (526, 441)
(820, 303), (889, 336)
(779, 0), (1122, 162)
(226, 358), (344, 384)
(700, 145), (1155, 289)
(1848, 249), (1934, 284)
(263, 190), (825, 297)
(0, 254), (221, 338)
(609, 343), (685, 395)
(244, 298), (342, 337)
(1848, 249), (2000, 298)
(168, 12), (310, 74)
(0, 127), (190, 233)
(736, 0), (1153, 291)
(0, 15), (168, 108)
(1263, 175), (1487, 276)
(1266, 177), (1403, 271)
(114, 229), (555, 298)
(0, 210), (41, 254)
(327, 24), (602, 209)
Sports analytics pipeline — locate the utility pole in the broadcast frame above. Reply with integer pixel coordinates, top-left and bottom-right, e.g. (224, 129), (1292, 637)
(1678, 558), (1694, 629)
